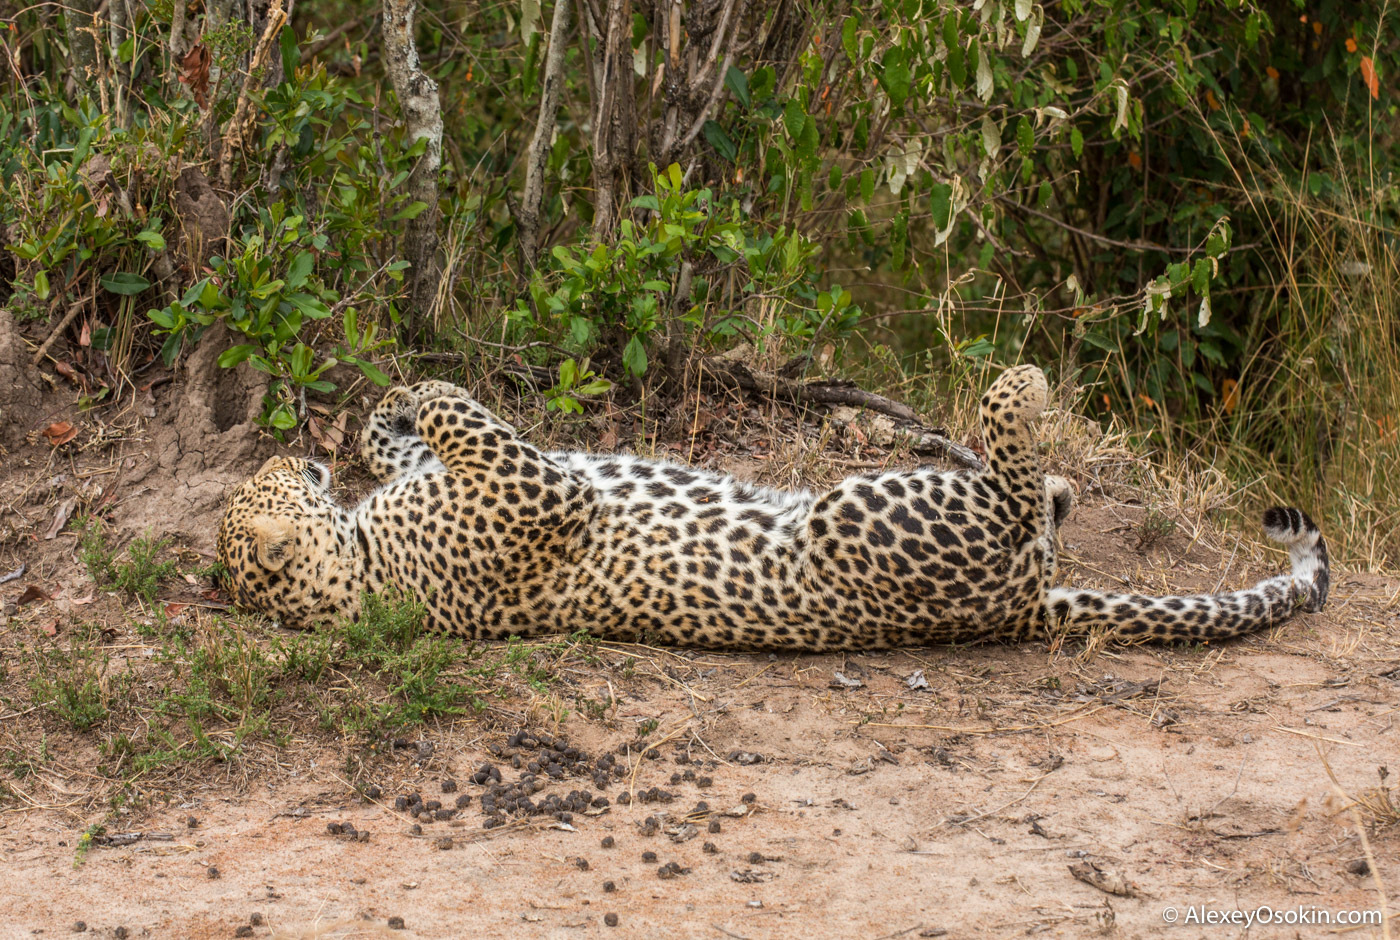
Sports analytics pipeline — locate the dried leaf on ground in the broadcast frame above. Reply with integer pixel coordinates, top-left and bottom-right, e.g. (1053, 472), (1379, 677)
(1068, 858), (1138, 897)
(42, 422), (78, 447)
(16, 584), (52, 606)
(43, 497), (77, 540)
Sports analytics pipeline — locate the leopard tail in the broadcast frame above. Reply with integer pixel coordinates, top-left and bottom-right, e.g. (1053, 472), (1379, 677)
(1046, 507), (1329, 641)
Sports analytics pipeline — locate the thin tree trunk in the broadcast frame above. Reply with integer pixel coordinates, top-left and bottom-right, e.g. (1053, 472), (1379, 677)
(518, 0), (573, 268)
(64, 0), (99, 91)
(589, 0), (636, 239)
(382, 0), (444, 341)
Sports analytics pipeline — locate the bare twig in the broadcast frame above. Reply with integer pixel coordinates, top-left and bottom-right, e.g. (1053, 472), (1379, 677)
(31, 296), (93, 367)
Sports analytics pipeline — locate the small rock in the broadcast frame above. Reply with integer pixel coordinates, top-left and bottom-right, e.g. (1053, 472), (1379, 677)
(601, 836), (615, 848)
(235, 927), (254, 938)
(603, 880), (616, 892)
(708, 820), (721, 834)
(207, 866), (220, 879)
(703, 841), (718, 854)
(70, 923), (86, 934)
(365, 785), (382, 800)
(1348, 859), (1371, 876)
(641, 851), (657, 862)
(388, 916), (406, 930)
(114, 930), (129, 940)
(186, 816), (199, 829)
(434, 837), (453, 851)
(741, 792), (756, 803)
(249, 913), (264, 926)
(604, 913), (619, 927)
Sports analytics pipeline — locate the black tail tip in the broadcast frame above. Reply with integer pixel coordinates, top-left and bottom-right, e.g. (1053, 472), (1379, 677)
(1262, 506), (1319, 540)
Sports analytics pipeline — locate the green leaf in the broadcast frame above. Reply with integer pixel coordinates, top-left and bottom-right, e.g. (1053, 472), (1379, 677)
(622, 335), (648, 376)
(217, 344), (258, 368)
(783, 98), (806, 140)
(1070, 127), (1084, 159)
(1037, 181), (1052, 207)
(392, 201), (430, 221)
(72, 127), (94, 168)
(270, 406), (298, 430)
(286, 250), (314, 291)
(1192, 258), (1212, 296)
(725, 66), (751, 110)
(148, 306), (177, 329)
(880, 46), (911, 111)
(280, 24), (300, 76)
(947, 40), (966, 88)
(642, 280), (671, 291)
(33, 269), (49, 301)
(100, 272), (150, 295)
(630, 194), (660, 211)
(860, 168), (874, 202)
(929, 183), (953, 230)
(355, 359), (391, 386)
(287, 292), (332, 319)
(797, 115), (819, 170)
(135, 230), (166, 251)
(160, 333), (183, 368)
(1016, 116), (1034, 156)
(702, 120), (738, 162)
(841, 17), (858, 63)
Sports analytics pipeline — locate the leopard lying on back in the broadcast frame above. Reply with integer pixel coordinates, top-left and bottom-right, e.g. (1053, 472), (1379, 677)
(217, 366), (1329, 650)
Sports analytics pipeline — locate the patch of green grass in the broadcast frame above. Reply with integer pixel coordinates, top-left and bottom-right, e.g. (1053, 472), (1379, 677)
(332, 587), (485, 730)
(29, 644), (116, 732)
(74, 516), (177, 603)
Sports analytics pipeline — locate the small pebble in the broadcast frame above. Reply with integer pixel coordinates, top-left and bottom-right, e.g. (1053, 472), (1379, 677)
(455, 794), (472, 809)
(742, 792), (756, 803)
(604, 913), (619, 927)
(576, 858), (590, 870)
(696, 776), (713, 788)
(601, 836), (614, 848)
(388, 916), (406, 930)
(641, 851), (657, 862)
(70, 923), (86, 934)
(235, 927), (254, 938)
(703, 841), (718, 854)
(602, 880), (616, 893)
(434, 837), (453, 851)
(707, 820), (721, 834)
(410, 824), (422, 835)
(747, 851), (764, 864)
(365, 785), (382, 800)
(207, 866), (221, 879)
(327, 822), (343, 835)
(186, 816), (199, 829)
(249, 913), (264, 926)
(114, 930), (129, 940)
(441, 779), (458, 793)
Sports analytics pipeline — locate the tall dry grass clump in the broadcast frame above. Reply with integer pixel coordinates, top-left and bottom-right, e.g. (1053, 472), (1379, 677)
(1188, 125), (1400, 571)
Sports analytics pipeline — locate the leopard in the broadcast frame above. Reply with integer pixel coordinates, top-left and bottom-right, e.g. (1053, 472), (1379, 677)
(216, 365), (1329, 650)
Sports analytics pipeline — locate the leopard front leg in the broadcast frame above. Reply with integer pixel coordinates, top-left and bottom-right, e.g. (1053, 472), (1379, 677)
(413, 394), (596, 546)
(362, 381), (493, 484)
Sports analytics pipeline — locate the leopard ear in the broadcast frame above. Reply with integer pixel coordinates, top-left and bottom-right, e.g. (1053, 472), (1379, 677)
(249, 515), (297, 571)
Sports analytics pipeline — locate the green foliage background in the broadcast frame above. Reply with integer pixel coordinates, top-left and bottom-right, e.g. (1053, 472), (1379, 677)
(1, 0), (1397, 563)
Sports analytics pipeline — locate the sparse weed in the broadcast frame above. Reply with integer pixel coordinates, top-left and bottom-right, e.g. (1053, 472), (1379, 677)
(29, 644), (115, 732)
(74, 517), (176, 603)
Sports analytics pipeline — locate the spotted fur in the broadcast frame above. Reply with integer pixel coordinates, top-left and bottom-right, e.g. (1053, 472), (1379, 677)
(216, 367), (1329, 649)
